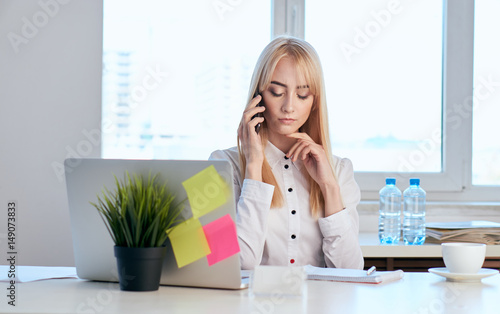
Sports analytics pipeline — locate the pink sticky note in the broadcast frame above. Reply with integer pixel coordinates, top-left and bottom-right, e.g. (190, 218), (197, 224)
(202, 214), (240, 266)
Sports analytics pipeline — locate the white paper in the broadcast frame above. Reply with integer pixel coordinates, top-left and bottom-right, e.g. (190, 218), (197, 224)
(426, 220), (500, 230)
(0, 266), (77, 283)
(304, 265), (404, 284)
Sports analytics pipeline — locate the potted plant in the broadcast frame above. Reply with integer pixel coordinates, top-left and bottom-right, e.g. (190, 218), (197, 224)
(91, 171), (183, 291)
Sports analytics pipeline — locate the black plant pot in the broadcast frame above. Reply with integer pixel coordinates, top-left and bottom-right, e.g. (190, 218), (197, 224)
(114, 246), (167, 291)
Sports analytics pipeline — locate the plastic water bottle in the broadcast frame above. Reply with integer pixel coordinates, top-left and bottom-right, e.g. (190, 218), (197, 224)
(403, 178), (426, 245)
(378, 178), (401, 244)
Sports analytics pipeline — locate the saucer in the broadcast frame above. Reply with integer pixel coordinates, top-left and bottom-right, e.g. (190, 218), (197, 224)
(428, 268), (499, 282)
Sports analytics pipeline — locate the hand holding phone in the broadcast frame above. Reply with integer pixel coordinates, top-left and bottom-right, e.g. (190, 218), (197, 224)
(252, 93), (264, 134)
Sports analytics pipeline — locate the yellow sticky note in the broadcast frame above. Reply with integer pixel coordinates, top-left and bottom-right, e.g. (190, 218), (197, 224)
(167, 218), (211, 268)
(182, 165), (229, 219)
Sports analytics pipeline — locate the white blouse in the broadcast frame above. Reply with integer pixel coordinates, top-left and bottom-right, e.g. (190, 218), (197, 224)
(209, 142), (364, 270)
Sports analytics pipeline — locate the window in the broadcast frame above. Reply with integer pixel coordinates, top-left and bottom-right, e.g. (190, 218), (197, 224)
(102, 0), (500, 201)
(102, 0), (271, 160)
(305, 0), (443, 174)
(473, 0), (500, 186)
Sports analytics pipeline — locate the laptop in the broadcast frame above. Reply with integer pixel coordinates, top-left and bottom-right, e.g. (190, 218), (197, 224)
(64, 158), (248, 289)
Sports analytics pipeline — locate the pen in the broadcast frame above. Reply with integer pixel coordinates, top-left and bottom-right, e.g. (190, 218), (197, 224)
(366, 266), (376, 275)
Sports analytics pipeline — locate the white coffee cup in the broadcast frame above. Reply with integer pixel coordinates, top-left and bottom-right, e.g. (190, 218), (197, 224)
(441, 243), (486, 274)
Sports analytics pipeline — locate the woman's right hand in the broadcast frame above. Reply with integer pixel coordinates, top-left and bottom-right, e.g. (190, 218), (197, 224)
(238, 94), (266, 180)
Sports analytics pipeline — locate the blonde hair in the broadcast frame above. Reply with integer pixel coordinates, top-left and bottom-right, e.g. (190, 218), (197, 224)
(237, 36), (337, 218)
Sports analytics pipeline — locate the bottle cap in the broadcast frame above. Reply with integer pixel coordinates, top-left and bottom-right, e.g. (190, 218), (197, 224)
(385, 178), (396, 185)
(409, 178), (420, 185)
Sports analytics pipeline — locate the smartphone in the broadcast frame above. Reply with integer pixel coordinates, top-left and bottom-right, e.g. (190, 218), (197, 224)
(252, 92), (264, 134)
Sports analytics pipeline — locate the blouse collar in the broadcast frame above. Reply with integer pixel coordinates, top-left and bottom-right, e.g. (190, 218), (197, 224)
(265, 141), (304, 171)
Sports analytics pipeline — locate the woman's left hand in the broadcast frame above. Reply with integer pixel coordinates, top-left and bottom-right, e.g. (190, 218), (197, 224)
(285, 133), (336, 187)
(286, 133), (344, 216)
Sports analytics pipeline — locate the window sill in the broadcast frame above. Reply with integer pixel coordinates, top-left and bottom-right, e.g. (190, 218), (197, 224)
(358, 201), (500, 233)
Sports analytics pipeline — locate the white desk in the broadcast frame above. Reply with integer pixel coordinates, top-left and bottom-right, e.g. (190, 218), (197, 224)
(2, 271), (500, 314)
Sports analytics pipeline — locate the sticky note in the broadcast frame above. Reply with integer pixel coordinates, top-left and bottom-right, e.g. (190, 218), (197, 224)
(182, 165), (229, 219)
(167, 218), (211, 268)
(202, 214), (240, 266)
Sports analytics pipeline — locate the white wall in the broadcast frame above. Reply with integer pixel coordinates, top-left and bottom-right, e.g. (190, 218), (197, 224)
(0, 0), (102, 266)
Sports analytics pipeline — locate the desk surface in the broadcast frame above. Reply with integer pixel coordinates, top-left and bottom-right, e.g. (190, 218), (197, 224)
(3, 271), (500, 314)
(359, 233), (500, 258)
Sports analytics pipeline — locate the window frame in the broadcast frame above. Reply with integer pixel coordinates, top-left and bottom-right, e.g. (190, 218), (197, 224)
(273, 0), (499, 201)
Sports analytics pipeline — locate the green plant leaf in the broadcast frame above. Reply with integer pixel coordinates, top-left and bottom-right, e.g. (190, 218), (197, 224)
(89, 171), (185, 248)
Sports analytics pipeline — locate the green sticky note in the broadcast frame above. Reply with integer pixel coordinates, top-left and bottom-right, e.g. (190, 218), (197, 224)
(167, 218), (211, 268)
(182, 165), (229, 219)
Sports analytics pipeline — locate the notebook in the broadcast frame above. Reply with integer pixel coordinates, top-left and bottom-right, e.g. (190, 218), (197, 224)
(304, 265), (404, 284)
(65, 158), (248, 290)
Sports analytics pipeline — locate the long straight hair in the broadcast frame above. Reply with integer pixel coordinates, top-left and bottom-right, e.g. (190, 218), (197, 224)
(237, 36), (338, 218)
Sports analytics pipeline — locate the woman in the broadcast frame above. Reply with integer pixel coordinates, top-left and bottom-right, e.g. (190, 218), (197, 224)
(210, 36), (364, 270)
